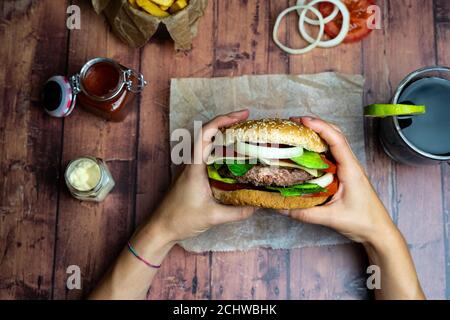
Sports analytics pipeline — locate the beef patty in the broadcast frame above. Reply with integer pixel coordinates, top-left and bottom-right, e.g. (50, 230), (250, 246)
(219, 165), (313, 187)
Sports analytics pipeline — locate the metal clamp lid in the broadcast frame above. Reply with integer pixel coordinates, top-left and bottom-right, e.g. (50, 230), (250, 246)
(70, 74), (81, 95)
(124, 69), (148, 93)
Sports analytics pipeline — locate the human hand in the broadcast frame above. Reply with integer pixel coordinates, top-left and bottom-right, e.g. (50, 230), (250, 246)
(286, 117), (398, 245)
(145, 110), (256, 244)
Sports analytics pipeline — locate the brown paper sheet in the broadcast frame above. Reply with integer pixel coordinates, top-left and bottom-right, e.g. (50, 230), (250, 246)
(92, 0), (208, 50)
(170, 73), (365, 252)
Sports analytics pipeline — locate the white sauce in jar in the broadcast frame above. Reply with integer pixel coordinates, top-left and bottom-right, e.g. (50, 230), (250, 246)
(67, 158), (101, 191)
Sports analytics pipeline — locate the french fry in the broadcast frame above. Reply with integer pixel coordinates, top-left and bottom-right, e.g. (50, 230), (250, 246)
(150, 0), (175, 6)
(136, 0), (170, 18)
(159, 5), (170, 10)
(128, 0), (139, 8)
(169, 0), (188, 14)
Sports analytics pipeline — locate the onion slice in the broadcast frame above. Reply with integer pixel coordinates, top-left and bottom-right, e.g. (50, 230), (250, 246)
(298, 0), (350, 48)
(296, 0), (339, 25)
(206, 155), (255, 165)
(307, 172), (334, 188)
(273, 4), (324, 55)
(236, 141), (304, 159)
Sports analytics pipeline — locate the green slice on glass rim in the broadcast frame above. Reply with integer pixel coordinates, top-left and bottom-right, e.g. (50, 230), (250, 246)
(364, 104), (426, 118)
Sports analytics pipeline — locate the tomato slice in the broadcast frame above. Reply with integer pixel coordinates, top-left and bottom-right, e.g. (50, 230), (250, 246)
(321, 156), (337, 174)
(319, 0), (375, 43)
(301, 177), (339, 198)
(311, 177), (339, 197)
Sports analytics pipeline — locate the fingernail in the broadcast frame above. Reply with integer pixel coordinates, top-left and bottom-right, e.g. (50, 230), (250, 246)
(302, 116), (313, 121)
(230, 109), (247, 115)
(278, 210), (289, 216)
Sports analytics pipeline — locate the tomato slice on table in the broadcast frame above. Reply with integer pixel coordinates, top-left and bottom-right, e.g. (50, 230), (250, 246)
(319, 0), (376, 43)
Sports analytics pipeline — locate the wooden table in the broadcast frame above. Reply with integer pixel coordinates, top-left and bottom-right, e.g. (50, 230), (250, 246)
(0, 0), (449, 300)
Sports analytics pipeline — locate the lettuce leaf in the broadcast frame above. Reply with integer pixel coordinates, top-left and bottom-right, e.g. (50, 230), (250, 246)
(226, 161), (254, 176)
(266, 183), (326, 197)
(291, 151), (329, 170)
(207, 165), (237, 184)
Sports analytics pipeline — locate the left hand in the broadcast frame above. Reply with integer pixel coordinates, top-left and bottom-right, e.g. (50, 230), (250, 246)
(144, 110), (256, 244)
(285, 117), (397, 244)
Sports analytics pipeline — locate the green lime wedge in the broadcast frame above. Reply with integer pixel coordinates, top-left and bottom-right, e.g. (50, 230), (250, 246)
(364, 104), (426, 117)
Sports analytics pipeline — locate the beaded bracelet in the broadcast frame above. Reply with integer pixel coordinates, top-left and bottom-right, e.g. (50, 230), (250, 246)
(127, 241), (161, 269)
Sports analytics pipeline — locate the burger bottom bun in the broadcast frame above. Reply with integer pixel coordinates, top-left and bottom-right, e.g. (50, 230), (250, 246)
(211, 187), (329, 210)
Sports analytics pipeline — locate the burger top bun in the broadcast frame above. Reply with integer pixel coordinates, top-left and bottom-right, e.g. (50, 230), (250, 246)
(220, 118), (328, 153)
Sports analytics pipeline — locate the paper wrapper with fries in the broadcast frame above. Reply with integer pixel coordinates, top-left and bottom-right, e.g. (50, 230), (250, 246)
(92, 0), (208, 50)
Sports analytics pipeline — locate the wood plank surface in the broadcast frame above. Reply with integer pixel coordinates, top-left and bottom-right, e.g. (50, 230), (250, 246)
(51, 0), (140, 299)
(362, 0), (394, 219)
(386, 0), (445, 299)
(0, 0), (449, 300)
(285, 0), (369, 300)
(435, 0), (450, 300)
(0, 0), (68, 299)
(210, 0), (290, 300)
(363, 1), (447, 299)
(145, 0), (215, 300)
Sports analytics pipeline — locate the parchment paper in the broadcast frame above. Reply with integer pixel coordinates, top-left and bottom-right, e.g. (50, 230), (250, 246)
(170, 72), (365, 252)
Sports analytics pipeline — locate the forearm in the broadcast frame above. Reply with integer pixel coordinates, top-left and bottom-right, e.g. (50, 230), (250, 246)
(89, 224), (174, 300)
(364, 225), (425, 300)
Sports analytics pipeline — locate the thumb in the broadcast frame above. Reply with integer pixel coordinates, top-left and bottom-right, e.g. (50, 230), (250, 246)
(289, 206), (332, 227)
(212, 205), (256, 225)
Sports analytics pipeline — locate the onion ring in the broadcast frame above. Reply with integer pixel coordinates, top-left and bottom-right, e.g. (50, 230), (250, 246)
(273, 4), (324, 55)
(236, 141), (304, 159)
(296, 0), (339, 25)
(299, 0), (350, 48)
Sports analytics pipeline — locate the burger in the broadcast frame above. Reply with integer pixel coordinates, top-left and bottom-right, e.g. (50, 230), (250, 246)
(206, 119), (338, 209)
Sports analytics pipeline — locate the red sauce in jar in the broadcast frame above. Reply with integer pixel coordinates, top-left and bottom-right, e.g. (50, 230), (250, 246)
(83, 62), (121, 98)
(77, 60), (136, 122)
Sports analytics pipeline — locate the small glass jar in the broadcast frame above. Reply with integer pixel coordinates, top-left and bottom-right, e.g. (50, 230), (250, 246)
(64, 157), (115, 202)
(41, 57), (147, 122)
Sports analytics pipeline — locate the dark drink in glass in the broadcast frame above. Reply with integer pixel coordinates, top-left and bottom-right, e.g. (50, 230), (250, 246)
(379, 66), (450, 165)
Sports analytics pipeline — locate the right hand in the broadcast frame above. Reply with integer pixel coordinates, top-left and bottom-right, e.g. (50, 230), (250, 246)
(286, 116), (399, 245)
(144, 110), (255, 244)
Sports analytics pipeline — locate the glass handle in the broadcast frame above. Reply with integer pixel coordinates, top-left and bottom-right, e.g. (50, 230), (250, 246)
(125, 69), (147, 93)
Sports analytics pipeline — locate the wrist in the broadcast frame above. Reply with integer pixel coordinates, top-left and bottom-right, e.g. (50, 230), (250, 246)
(362, 204), (400, 249)
(362, 223), (404, 262)
(139, 221), (175, 247)
(130, 222), (175, 265)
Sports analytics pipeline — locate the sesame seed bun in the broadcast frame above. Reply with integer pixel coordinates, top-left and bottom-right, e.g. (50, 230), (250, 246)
(211, 118), (331, 209)
(220, 118), (328, 153)
(211, 187), (328, 210)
